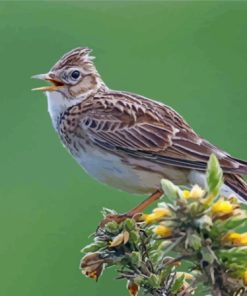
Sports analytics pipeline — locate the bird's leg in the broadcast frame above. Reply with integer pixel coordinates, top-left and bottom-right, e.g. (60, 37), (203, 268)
(100, 190), (163, 227)
(127, 190), (163, 216)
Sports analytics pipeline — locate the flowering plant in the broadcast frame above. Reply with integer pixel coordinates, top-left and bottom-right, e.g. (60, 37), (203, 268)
(80, 155), (247, 296)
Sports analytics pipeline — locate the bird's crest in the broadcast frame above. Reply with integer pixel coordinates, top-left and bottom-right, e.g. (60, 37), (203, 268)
(51, 47), (94, 71)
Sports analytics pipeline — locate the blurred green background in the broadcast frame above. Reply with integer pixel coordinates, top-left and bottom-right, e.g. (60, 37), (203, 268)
(1, 1), (247, 295)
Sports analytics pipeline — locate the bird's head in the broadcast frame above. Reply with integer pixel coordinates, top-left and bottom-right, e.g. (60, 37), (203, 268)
(32, 47), (102, 99)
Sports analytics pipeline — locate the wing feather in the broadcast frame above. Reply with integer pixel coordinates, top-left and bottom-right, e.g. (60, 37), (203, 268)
(70, 91), (247, 175)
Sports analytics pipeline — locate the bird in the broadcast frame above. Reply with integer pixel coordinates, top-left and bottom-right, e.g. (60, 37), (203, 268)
(32, 47), (247, 220)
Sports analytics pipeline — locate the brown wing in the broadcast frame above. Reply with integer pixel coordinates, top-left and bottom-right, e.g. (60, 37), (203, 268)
(72, 90), (247, 174)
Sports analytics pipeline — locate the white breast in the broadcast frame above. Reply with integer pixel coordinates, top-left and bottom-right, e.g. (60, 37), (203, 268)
(75, 148), (145, 192)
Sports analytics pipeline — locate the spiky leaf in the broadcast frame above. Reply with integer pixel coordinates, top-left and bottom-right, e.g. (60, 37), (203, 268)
(206, 154), (223, 197)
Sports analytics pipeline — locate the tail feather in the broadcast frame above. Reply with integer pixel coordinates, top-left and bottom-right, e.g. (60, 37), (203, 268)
(224, 174), (247, 203)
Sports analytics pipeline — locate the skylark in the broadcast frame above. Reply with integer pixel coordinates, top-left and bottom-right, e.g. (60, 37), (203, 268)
(32, 47), (247, 217)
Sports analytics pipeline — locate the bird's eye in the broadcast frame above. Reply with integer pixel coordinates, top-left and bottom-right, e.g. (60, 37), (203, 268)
(70, 70), (81, 80)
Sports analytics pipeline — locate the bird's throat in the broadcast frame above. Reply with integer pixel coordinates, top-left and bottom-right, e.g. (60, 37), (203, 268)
(46, 91), (81, 129)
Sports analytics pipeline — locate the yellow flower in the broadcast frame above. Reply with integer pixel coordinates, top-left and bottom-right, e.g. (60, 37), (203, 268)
(211, 198), (234, 215)
(153, 225), (172, 237)
(190, 185), (205, 198)
(223, 232), (247, 246)
(182, 185), (204, 199)
(144, 207), (171, 224)
(182, 190), (191, 199)
(243, 270), (247, 286)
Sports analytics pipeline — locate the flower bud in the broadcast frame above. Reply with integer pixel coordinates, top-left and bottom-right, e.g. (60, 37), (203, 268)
(127, 280), (139, 296)
(80, 252), (105, 281)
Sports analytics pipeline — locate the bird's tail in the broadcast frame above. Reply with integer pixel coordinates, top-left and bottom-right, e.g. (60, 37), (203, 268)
(224, 174), (247, 204)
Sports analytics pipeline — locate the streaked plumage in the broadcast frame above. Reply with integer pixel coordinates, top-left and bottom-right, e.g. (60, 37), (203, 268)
(33, 47), (247, 203)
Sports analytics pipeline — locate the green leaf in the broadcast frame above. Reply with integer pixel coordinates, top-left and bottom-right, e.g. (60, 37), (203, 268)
(80, 241), (107, 253)
(146, 274), (160, 289)
(222, 216), (247, 231)
(129, 230), (139, 244)
(226, 262), (247, 274)
(129, 251), (142, 266)
(104, 221), (120, 234)
(201, 247), (216, 264)
(187, 234), (202, 251)
(218, 246), (247, 261)
(161, 179), (182, 202)
(123, 218), (136, 231)
(159, 265), (173, 285)
(211, 216), (247, 238)
(171, 273), (185, 294)
(206, 154), (223, 197)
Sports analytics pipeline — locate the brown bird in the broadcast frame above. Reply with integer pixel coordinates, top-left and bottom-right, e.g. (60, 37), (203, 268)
(32, 47), (247, 219)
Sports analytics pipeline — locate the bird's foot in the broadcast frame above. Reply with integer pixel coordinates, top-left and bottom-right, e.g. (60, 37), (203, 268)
(99, 190), (163, 228)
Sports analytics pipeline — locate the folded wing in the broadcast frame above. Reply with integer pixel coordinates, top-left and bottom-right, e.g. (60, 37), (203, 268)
(74, 91), (247, 175)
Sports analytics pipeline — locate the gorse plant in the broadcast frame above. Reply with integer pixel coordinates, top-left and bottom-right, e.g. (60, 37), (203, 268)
(80, 155), (247, 296)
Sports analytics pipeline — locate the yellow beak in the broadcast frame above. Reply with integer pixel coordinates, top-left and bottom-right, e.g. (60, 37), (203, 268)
(31, 73), (64, 91)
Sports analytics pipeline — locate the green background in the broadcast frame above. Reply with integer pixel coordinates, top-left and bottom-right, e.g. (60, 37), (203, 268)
(1, 1), (247, 295)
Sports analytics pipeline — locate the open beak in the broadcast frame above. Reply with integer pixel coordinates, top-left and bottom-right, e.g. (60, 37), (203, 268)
(31, 73), (64, 92)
